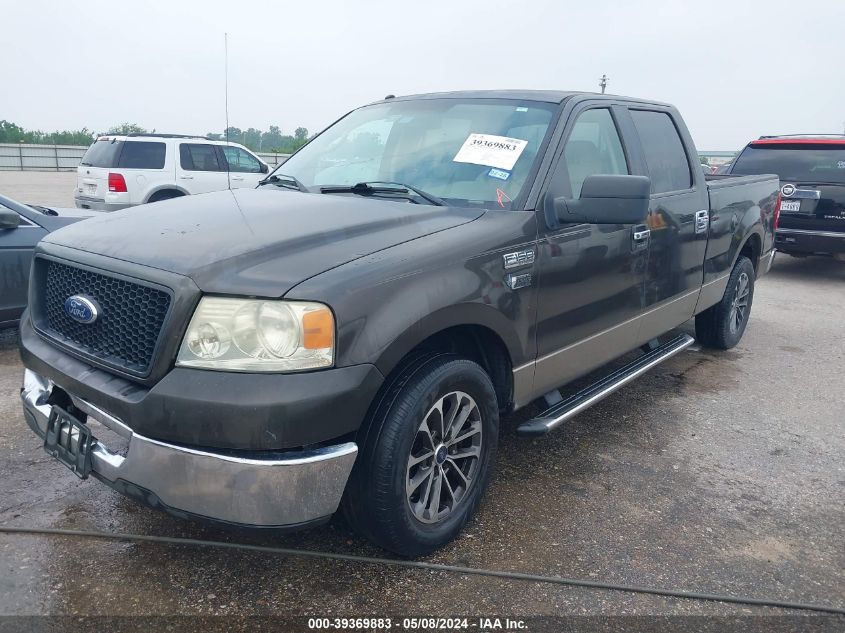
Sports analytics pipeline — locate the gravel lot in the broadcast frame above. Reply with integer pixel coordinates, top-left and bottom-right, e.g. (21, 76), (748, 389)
(0, 173), (843, 625)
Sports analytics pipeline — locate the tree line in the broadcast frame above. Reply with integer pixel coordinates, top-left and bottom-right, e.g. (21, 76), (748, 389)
(0, 120), (310, 154)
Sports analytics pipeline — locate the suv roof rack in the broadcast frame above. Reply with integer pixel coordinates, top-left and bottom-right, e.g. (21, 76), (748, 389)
(122, 133), (208, 139)
(758, 134), (845, 139)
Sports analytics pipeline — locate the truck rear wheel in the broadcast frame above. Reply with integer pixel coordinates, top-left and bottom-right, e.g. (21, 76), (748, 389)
(342, 355), (498, 557)
(695, 256), (756, 350)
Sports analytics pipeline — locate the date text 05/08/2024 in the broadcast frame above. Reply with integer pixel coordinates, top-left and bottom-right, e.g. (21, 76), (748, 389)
(307, 617), (528, 630)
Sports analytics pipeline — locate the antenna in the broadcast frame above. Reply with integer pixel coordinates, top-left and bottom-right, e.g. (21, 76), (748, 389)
(224, 33), (231, 190)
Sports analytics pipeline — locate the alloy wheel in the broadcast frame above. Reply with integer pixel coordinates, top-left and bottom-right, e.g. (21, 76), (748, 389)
(405, 391), (483, 524)
(729, 271), (750, 334)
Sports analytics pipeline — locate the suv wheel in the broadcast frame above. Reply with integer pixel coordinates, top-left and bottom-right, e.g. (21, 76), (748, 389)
(695, 256), (756, 349)
(342, 355), (498, 556)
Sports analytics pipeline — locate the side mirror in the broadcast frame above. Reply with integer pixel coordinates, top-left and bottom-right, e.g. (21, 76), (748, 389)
(0, 208), (21, 229)
(552, 174), (650, 225)
(260, 163), (269, 174)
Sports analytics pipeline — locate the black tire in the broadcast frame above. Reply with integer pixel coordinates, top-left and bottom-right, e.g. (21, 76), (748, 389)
(147, 190), (184, 203)
(695, 256), (756, 350)
(342, 355), (499, 557)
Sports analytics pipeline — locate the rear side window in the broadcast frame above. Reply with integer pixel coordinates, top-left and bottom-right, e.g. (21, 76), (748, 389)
(180, 144), (222, 171)
(630, 110), (692, 194)
(80, 139), (122, 167)
(221, 146), (262, 173)
(117, 141), (166, 169)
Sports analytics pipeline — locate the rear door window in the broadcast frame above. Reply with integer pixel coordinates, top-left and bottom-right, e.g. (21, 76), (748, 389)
(180, 144), (222, 171)
(220, 146), (262, 173)
(117, 141), (166, 169)
(80, 139), (123, 168)
(630, 110), (692, 194)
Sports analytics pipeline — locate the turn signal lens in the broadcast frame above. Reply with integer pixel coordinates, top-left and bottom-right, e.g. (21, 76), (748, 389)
(303, 307), (334, 350)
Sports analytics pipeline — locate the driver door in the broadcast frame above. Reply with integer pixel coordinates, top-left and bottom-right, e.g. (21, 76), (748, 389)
(532, 105), (649, 397)
(219, 146), (267, 188)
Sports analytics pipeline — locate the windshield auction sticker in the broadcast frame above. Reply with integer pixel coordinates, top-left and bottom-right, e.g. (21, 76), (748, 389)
(453, 133), (528, 171)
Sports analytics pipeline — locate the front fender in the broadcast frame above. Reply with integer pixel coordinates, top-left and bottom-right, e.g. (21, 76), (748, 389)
(369, 301), (524, 378)
(286, 217), (539, 377)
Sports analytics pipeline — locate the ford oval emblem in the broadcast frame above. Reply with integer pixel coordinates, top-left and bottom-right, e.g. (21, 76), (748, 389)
(781, 184), (796, 197)
(64, 295), (100, 324)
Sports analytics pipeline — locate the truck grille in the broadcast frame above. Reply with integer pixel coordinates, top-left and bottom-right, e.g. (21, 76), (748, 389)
(39, 260), (172, 375)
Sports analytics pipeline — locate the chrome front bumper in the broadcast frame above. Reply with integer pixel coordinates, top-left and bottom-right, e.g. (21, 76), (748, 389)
(21, 369), (357, 527)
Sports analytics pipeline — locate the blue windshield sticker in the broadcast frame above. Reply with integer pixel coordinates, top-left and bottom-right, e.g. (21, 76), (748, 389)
(515, 107), (528, 112)
(488, 168), (511, 181)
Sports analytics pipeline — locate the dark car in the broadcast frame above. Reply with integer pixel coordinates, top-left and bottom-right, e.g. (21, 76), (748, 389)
(728, 135), (845, 260)
(19, 91), (778, 556)
(0, 195), (95, 328)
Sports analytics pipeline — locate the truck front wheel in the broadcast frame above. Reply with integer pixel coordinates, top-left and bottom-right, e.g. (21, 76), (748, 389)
(342, 355), (499, 557)
(695, 256), (756, 350)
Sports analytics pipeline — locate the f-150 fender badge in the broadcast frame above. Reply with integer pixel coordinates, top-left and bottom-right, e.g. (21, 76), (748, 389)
(505, 272), (532, 290)
(503, 249), (535, 270)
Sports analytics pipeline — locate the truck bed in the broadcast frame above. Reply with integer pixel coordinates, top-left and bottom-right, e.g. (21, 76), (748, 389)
(704, 172), (780, 190)
(698, 172), (779, 303)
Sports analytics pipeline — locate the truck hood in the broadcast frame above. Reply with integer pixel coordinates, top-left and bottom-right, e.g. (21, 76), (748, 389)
(42, 188), (484, 296)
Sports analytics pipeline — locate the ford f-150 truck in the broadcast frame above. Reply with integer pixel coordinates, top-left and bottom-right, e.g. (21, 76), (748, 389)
(19, 91), (779, 556)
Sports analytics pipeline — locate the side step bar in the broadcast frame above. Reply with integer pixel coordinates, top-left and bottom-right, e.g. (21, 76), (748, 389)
(516, 333), (696, 437)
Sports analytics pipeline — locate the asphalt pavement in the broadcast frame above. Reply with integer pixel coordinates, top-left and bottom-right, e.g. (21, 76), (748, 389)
(1, 254), (843, 624)
(0, 171), (77, 208)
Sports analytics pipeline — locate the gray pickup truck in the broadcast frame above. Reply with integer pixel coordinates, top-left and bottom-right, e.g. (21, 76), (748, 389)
(19, 91), (779, 556)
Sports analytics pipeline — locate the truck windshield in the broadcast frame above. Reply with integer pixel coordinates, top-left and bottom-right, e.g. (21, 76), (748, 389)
(731, 143), (845, 184)
(271, 99), (557, 209)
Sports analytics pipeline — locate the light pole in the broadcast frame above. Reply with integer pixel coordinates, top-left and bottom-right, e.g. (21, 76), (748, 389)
(599, 74), (609, 94)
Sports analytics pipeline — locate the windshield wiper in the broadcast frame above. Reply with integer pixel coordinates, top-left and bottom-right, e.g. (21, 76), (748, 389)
(320, 181), (445, 206)
(258, 173), (310, 193)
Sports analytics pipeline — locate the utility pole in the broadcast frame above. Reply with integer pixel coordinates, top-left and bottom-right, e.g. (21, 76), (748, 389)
(599, 74), (609, 94)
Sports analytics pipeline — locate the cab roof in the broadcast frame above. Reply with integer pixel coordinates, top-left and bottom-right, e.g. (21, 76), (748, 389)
(374, 89), (672, 108)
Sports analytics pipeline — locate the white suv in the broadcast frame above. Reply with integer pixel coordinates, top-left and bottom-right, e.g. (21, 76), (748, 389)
(74, 134), (270, 211)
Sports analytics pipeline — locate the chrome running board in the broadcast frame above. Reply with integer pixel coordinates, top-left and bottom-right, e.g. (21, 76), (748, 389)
(517, 333), (695, 437)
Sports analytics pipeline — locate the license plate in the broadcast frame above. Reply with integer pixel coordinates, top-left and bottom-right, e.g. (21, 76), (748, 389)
(44, 406), (94, 479)
(781, 200), (801, 212)
(85, 183), (97, 195)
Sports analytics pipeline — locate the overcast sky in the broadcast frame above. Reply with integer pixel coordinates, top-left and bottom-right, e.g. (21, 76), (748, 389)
(2, 0), (843, 150)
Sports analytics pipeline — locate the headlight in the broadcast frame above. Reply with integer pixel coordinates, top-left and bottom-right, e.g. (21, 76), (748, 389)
(176, 297), (334, 372)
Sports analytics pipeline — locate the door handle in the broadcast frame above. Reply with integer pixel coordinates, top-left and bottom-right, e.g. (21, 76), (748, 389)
(694, 209), (709, 234)
(179, 175), (194, 180)
(633, 227), (651, 241)
(632, 225), (650, 252)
